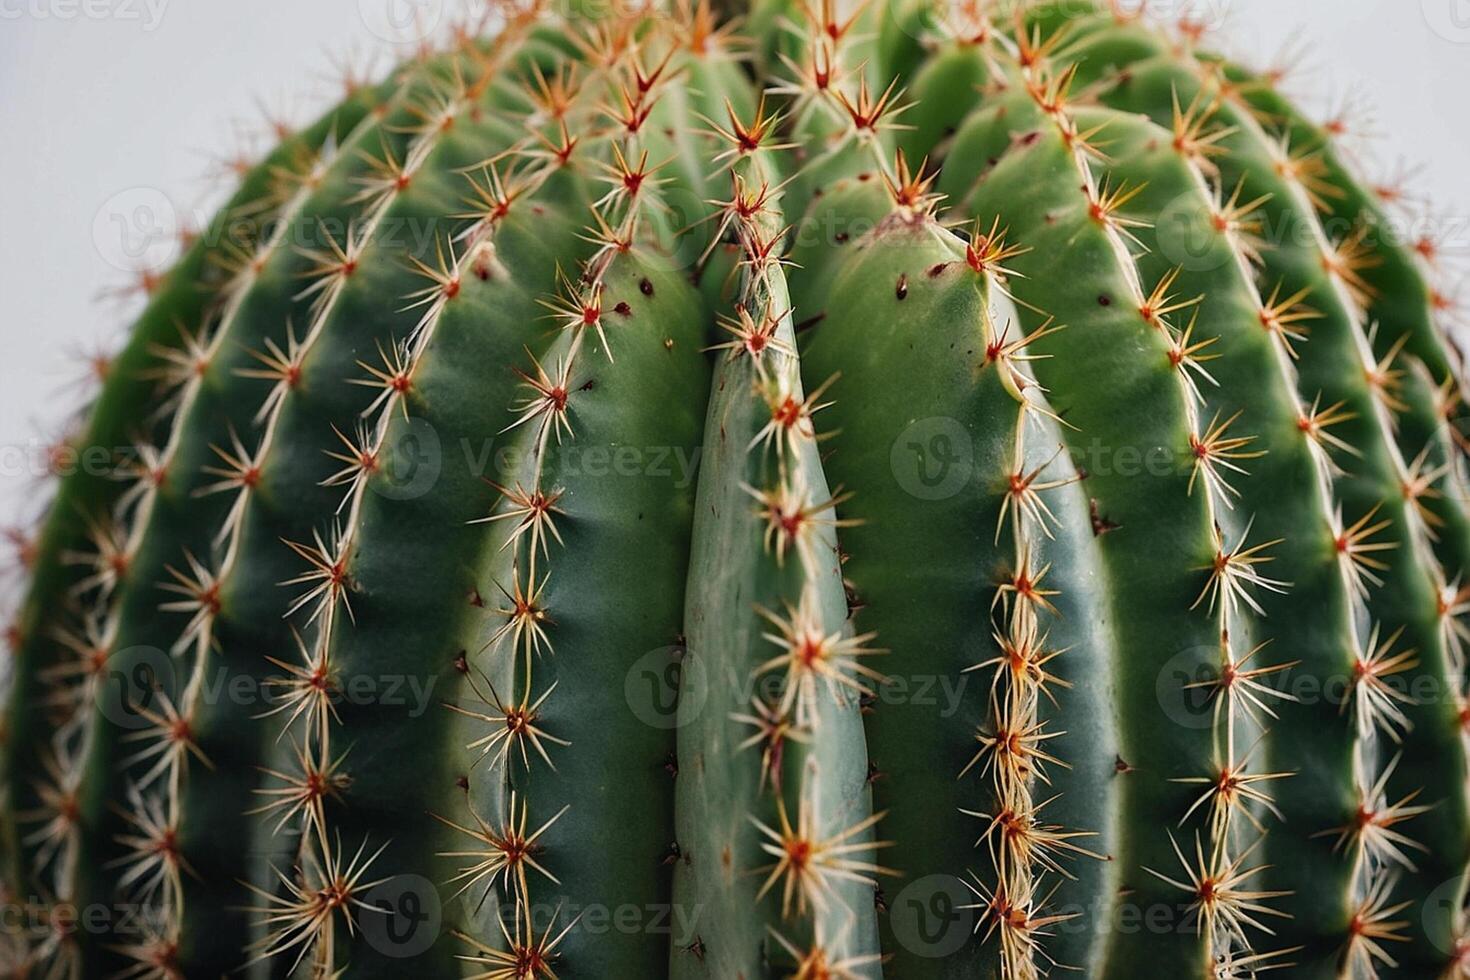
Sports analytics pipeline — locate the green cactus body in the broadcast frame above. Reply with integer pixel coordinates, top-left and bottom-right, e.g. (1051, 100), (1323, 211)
(2, 2), (1468, 978)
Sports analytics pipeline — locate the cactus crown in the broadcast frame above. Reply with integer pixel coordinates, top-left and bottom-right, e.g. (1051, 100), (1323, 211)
(3, 1), (1470, 978)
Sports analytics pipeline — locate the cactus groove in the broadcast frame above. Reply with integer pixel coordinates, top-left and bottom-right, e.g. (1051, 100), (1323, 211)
(2, 1), (1469, 977)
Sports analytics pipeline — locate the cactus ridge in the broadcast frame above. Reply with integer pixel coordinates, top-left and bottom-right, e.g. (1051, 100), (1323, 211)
(2, 2), (1469, 978)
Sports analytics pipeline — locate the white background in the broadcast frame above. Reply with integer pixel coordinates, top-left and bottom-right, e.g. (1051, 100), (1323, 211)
(1, 0), (1468, 525)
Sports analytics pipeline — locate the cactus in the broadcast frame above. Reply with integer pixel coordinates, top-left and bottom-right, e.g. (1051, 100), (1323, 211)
(3, 1), (1469, 977)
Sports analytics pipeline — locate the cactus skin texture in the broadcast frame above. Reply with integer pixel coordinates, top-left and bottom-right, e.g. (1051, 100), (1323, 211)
(4, 0), (1470, 977)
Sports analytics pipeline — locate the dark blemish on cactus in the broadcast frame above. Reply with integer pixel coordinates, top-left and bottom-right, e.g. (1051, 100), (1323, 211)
(1114, 755), (1135, 774)
(1098, 294), (1112, 306)
(835, 231), (849, 243)
(468, 587), (484, 607)
(639, 277), (654, 296)
(684, 937), (706, 962)
(858, 172), (872, 182)
(472, 243), (495, 280)
(1019, 130), (1041, 147)
(455, 775), (469, 791)
(927, 262), (949, 277)
(866, 762), (881, 785)
(662, 842), (682, 865)
(875, 888), (889, 914)
(453, 652), (469, 674)
(663, 753), (678, 777)
(614, 301), (632, 317)
(812, 186), (824, 199)
(579, 379), (595, 391)
(895, 274), (909, 300)
(721, 846), (732, 870)
(1090, 499), (1120, 537)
